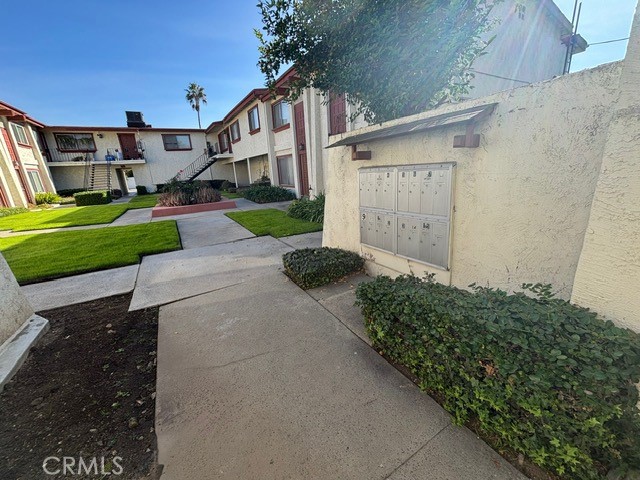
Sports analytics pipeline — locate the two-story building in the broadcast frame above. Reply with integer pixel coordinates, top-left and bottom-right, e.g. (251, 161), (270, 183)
(0, 101), (56, 207)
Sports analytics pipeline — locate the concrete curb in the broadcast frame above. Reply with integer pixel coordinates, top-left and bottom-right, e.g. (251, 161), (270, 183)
(0, 314), (49, 392)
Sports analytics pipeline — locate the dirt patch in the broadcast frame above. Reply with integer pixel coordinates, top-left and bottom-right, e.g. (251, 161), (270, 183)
(0, 293), (160, 479)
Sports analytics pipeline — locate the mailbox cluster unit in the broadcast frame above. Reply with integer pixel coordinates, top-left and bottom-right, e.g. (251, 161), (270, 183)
(359, 163), (454, 269)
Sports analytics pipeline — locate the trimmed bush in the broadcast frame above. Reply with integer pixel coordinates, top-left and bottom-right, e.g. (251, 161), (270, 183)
(210, 179), (227, 190)
(355, 276), (640, 479)
(74, 190), (112, 206)
(220, 180), (236, 191)
(282, 247), (364, 290)
(136, 185), (148, 195)
(56, 188), (85, 197)
(242, 185), (296, 203)
(287, 193), (325, 223)
(35, 192), (62, 205)
(0, 207), (28, 218)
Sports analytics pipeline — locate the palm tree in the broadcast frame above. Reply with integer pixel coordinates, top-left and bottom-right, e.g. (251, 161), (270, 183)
(185, 83), (207, 129)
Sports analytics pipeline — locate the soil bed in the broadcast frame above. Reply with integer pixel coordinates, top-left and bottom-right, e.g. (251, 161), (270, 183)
(0, 293), (160, 479)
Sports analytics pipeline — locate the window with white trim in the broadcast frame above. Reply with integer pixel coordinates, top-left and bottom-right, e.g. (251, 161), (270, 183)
(11, 123), (29, 145)
(272, 101), (290, 129)
(277, 155), (294, 186)
(27, 170), (45, 193)
(248, 106), (260, 132)
(230, 121), (241, 142)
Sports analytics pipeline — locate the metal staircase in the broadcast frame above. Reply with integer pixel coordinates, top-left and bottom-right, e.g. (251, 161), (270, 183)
(175, 150), (218, 182)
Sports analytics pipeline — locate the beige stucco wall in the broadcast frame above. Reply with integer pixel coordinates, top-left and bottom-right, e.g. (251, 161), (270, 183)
(0, 253), (34, 345)
(324, 61), (622, 299)
(571, 5), (640, 332)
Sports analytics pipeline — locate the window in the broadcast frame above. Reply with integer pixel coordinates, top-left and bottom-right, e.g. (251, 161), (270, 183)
(54, 133), (96, 152)
(162, 134), (192, 151)
(218, 131), (229, 152)
(277, 155), (295, 186)
(359, 164), (453, 269)
(11, 123), (29, 145)
(248, 106), (260, 133)
(230, 121), (241, 143)
(27, 169), (45, 193)
(272, 101), (290, 130)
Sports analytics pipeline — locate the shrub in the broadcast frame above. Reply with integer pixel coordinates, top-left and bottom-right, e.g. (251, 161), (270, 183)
(282, 247), (364, 290)
(156, 179), (221, 207)
(242, 185), (296, 203)
(355, 276), (640, 479)
(287, 193), (325, 223)
(74, 190), (112, 206)
(0, 207), (28, 218)
(210, 179), (227, 190)
(154, 184), (166, 193)
(35, 192), (62, 205)
(220, 180), (236, 191)
(136, 185), (148, 195)
(56, 188), (85, 197)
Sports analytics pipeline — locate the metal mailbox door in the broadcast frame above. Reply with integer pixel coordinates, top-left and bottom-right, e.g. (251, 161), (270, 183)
(397, 170), (409, 212)
(420, 170), (434, 215)
(430, 221), (450, 268)
(419, 220), (432, 263)
(432, 169), (451, 217)
(408, 169), (421, 213)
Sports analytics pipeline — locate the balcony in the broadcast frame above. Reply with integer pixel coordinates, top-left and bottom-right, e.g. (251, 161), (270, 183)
(45, 148), (146, 166)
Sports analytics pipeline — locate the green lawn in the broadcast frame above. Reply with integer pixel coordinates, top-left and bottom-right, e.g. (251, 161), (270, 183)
(0, 205), (130, 232)
(225, 209), (322, 238)
(0, 195), (160, 232)
(222, 192), (243, 199)
(0, 221), (181, 284)
(126, 194), (159, 208)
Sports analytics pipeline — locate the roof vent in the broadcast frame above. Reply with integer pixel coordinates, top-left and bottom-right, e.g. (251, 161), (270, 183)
(126, 111), (150, 128)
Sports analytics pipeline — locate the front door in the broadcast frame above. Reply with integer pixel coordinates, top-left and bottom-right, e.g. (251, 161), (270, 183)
(294, 102), (310, 197)
(118, 133), (140, 160)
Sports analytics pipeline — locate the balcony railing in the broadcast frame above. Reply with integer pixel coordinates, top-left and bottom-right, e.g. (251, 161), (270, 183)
(46, 148), (146, 163)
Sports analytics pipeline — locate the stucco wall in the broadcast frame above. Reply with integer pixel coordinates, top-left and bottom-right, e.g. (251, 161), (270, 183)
(571, 5), (640, 332)
(324, 61), (622, 299)
(0, 253), (34, 346)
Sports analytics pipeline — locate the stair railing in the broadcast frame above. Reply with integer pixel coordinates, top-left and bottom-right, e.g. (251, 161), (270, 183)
(175, 149), (216, 182)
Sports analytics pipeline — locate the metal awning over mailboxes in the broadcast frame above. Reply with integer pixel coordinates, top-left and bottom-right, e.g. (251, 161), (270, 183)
(327, 102), (497, 157)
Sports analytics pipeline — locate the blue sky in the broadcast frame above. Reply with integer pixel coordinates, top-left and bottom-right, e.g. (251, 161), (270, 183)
(0, 0), (636, 128)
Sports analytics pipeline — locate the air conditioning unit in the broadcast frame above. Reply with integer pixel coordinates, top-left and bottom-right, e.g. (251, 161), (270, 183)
(125, 111), (149, 128)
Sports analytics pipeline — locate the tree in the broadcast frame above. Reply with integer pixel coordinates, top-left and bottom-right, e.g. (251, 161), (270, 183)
(185, 83), (207, 129)
(256, 0), (498, 123)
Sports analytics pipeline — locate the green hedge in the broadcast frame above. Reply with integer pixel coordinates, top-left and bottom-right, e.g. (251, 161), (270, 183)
(74, 190), (112, 206)
(355, 276), (640, 479)
(242, 185), (296, 203)
(136, 185), (148, 195)
(282, 247), (364, 290)
(56, 188), (85, 197)
(0, 207), (28, 218)
(35, 192), (62, 205)
(287, 193), (325, 223)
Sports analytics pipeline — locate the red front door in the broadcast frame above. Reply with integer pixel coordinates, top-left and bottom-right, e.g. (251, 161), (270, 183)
(118, 133), (141, 160)
(329, 92), (347, 135)
(294, 102), (310, 197)
(1, 127), (32, 203)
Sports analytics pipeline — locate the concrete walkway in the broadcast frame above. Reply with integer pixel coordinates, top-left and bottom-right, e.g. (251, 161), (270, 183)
(155, 271), (526, 480)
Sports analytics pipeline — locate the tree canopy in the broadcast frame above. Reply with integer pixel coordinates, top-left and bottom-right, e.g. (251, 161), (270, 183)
(256, 0), (498, 123)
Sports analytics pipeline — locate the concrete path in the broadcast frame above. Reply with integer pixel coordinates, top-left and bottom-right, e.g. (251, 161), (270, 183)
(155, 272), (526, 480)
(22, 265), (139, 312)
(278, 231), (323, 250)
(129, 236), (293, 311)
(171, 213), (255, 250)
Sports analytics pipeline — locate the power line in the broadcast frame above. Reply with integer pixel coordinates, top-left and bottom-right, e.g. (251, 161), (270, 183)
(470, 69), (531, 85)
(589, 37), (630, 46)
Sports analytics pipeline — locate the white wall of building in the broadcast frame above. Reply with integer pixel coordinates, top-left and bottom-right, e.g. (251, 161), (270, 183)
(323, 61), (621, 301)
